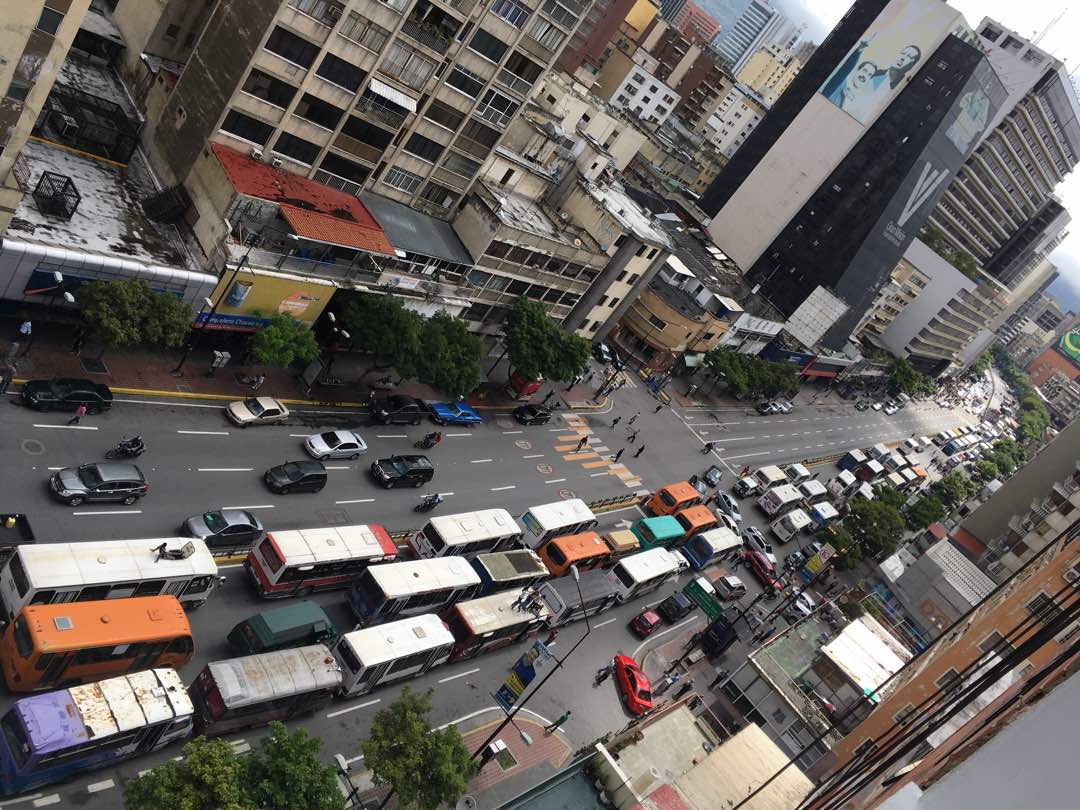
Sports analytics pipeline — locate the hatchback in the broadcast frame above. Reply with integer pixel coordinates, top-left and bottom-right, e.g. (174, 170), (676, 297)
(593, 342), (614, 364)
(49, 462), (148, 506)
(264, 460), (328, 494)
(742, 527), (776, 564)
(657, 592), (694, 623)
(714, 492), (742, 523)
(629, 609), (662, 639)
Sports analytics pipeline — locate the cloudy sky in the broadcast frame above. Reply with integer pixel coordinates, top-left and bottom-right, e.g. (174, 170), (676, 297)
(775, 0), (1080, 311)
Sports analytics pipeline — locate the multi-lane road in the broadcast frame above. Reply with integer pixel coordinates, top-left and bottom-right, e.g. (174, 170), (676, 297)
(0, 372), (978, 806)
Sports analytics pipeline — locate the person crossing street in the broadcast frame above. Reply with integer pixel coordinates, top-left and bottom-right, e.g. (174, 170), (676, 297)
(544, 710), (571, 734)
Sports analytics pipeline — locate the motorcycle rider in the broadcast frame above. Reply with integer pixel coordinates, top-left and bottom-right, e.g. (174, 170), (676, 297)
(421, 492), (443, 509)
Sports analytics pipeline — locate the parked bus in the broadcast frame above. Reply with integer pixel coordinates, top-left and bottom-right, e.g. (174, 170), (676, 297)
(607, 548), (684, 602)
(679, 527), (741, 570)
(537, 531), (610, 577)
(333, 614), (455, 696)
(538, 569), (621, 627)
(412, 509), (521, 558)
(347, 558), (481, 624)
(602, 530), (639, 561)
(189, 645), (341, 736)
(645, 482), (702, 516)
(631, 516), (684, 550)
(244, 524), (397, 599)
(674, 505), (718, 544)
(520, 500), (597, 548)
(1, 596), (194, 692)
(468, 549), (548, 597)
(0, 668), (193, 795)
(0, 539), (220, 623)
(443, 589), (550, 662)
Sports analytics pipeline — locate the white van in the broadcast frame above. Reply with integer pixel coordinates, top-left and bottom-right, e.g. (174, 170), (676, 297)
(770, 508), (811, 543)
(758, 484), (803, 517)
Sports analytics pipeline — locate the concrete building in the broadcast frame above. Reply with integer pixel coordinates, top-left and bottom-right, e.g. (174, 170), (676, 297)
(112, 0), (217, 88)
(705, 84), (766, 158)
(671, 0), (720, 45)
(555, 0), (641, 79)
(729, 7), (802, 76)
(0, 0), (94, 236)
(1040, 370), (1080, 425)
(610, 62), (680, 125)
(628, 116), (727, 198)
(852, 259), (928, 345)
(714, 0), (774, 71)
(642, 19), (734, 134)
(735, 43), (805, 106)
(1026, 330), (1080, 387)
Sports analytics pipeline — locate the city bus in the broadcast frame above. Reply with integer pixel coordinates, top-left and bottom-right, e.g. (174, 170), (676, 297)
(188, 645), (341, 736)
(442, 589), (550, 662)
(678, 527), (742, 570)
(538, 569), (621, 627)
(347, 558), (481, 624)
(537, 531), (610, 577)
(1, 596), (194, 692)
(0, 539), (220, 623)
(244, 524), (398, 598)
(468, 549), (548, 597)
(333, 613), (455, 696)
(0, 668), (193, 795)
(607, 548), (684, 602)
(645, 482), (702, 516)
(411, 509), (521, 558)
(602, 530), (639, 561)
(674, 505), (719, 544)
(631, 516), (684, 550)
(520, 499), (597, 548)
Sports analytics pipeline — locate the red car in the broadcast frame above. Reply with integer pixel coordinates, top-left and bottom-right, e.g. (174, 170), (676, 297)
(614, 654), (653, 716)
(629, 609), (662, 639)
(745, 550), (783, 591)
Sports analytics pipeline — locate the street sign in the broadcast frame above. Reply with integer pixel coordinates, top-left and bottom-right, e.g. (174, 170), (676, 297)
(684, 576), (724, 622)
(493, 640), (553, 713)
(805, 543), (835, 575)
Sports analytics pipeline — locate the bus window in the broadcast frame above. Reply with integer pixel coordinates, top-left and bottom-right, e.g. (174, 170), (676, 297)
(258, 538), (284, 573)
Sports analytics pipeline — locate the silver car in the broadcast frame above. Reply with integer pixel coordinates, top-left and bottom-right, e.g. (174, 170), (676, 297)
(304, 429), (368, 460)
(742, 527), (777, 565)
(714, 492), (742, 524)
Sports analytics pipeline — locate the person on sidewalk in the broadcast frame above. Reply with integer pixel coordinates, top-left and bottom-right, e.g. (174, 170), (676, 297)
(708, 670), (729, 690)
(576, 436), (588, 451)
(611, 448), (625, 463)
(654, 404), (664, 413)
(544, 629), (558, 645)
(672, 679), (695, 700)
(544, 710), (571, 734)
(70, 328), (87, 356)
(634, 445), (645, 458)
(628, 429), (638, 443)
(703, 441), (717, 453)
(68, 404), (87, 425)
(543, 390), (555, 405)
(610, 416), (621, 428)
(628, 412), (640, 425)
(249, 374), (265, 391)
(0, 365), (13, 396)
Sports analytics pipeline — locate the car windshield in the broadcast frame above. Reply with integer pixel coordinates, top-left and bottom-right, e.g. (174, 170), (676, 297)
(764, 542), (774, 555)
(203, 512), (228, 532)
(385, 458), (406, 474)
(319, 432), (343, 448)
(78, 465), (103, 487)
(282, 463), (303, 480)
(243, 398), (265, 416)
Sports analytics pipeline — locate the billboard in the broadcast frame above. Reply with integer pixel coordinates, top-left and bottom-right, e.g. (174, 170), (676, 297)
(199, 270), (334, 332)
(1059, 326), (1080, 367)
(819, 0), (960, 126)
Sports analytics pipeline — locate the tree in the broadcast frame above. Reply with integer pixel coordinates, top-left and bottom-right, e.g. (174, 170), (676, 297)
(920, 223), (979, 280)
(124, 736), (249, 810)
(972, 459), (999, 482)
(415, 311), (482, 397)
(873, 484), (907, 511)
(341, 294), (422, 376)
(79, 278), (194, 351)
(702, 346), (800, 398)
(248, 312), (321, 368)
(242, 722), (344, 810)
(988, 438), (1025, 474)
(503, 299), (589, 382)
(905, 494), (945, 531)
(887, 357), (934, 396)
(361, 686), (478, 810)
(933, 470), (975, 507)
(845, 497), (905, 560)
(143, 291), (196, 348)
(819, 524), (860, 569)
(968, 350), (991, 377)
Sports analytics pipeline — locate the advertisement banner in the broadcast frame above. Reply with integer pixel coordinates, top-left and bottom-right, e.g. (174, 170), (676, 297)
(1058, 327), (1080, 367)
(493, 640), (552, 713)
(198, 270), (334, 332)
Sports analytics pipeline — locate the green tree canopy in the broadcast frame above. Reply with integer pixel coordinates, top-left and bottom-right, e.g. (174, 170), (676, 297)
(818, 525), (860, 570)
(415, 311), (482, 397)
(972, 459), (999, 482)
(987, 438), (1025, 474)
(242, 722), (344, 810)
(968, 350), (991, 377)
(873, 484), (908, 511)
(886, 357), (935, 396)
(920, 224), (980, 280)
(932, 470), (975, 506)
(248, 312), (321, 368)
(79, 278), (194, 350)
(361, 686), (477, 810)
(905, 494), (945, 531)
(846, 497), (905, 560)
(703, 346), (800, 398)
(124, 735), (251, 810)
(503, 298), (589, 382)
(341, 294), (422, 376)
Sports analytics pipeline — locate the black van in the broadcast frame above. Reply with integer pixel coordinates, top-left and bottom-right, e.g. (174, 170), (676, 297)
(227, 601), (337, 654)
(370, 455), (434, 488)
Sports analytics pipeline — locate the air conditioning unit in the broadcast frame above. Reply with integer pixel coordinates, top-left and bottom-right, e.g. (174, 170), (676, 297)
(53, 113), (78, 137)
(271, 158), (283, 168)
(1065, 566), (1079, 586)
(250, 147), (263, 160)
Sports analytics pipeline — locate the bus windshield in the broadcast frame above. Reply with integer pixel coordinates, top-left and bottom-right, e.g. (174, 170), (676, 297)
(12, 618), (32, 658)
(1, 712), (29, 769)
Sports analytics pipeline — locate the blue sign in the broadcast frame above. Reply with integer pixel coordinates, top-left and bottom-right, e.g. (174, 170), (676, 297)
(493, 640), (552, 713)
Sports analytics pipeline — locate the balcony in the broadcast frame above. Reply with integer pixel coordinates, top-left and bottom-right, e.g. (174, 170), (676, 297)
(496, 69), (533, 98)
(453, 134), (493, 160)
(356, 93), (408, 130)
(402, 2), (460, 55)
(333, 132), (384, 164)
(474, 101), (514, 129)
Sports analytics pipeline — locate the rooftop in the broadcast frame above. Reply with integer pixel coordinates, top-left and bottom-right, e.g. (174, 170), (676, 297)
(821, 616), (913, 697)
(924, 540), (997, 605)
(479, 182), (598, 253)
(360, 191), (474, 266)
(580, 180), (672, 248)
(56, 49), (140, 121)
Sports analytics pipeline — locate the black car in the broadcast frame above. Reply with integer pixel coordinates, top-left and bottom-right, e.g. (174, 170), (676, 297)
(49, 462), (147, 506)
(370, 454), (434, 488)
(703, 464), (724, 487)
(656, 592), (695, 623)
(371, 395), (426, 425)
(592, 342), (614, 364)
(264, 460), (328, 494)
(513, 404), (552, 425)
(21, 378), (113, 413)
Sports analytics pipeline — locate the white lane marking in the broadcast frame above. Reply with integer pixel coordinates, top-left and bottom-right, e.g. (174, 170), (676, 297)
(503, 430), (523, 435)
(218, 563), (245, 569)
(591, 472), (608, 477)
(336, 498), (375, 504)
(1, 794), (43, 807)
(595, 618), (618, 628)
(289, 433), (310, 437)
(47, 466), (62, 470)
(324, 465), (351, 470)
(197, 467), (253, 472)
(721, 450), (771, 461)
(232, 742), (251, 754)
(438, 667), (481, 683)
(522, 453), (545, 459)
(632, 615), (703, 659)
(471, 458), (493, 463)
(32, 798), (60, 808)
(326, 698), (380, 718)
(376, 434), (407, 438)
(33, 424), (98, 431)
(548, 428), (564, 432)
(221, 504), (275, 510)
(73, 510), (142, 516)
(491, 485), (516, 491)
(87, 780), (114, 793)
(445, 432), (472, 437)
(545, 478), (567, 484)
(177, 430), (230, 435)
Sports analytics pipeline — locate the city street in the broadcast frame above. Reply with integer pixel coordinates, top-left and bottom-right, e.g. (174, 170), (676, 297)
(0, 377), (976, 805)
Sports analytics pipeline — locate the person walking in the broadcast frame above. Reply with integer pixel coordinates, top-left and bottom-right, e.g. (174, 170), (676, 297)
(70, 328), (87, 356)
(703, 441), (717, 453)
(250, 374), (265, 391)
(673, 678), (695, 700)
(68, 403), (87, 425)
(0, 365), (13, 396)
(576, 436), (589, 451)
(628, 412), (640, 425)
(612, 448), (625, 463)
(708, 670), (729, 690)
(654, 403), (664, 413)
(611, 416), (621, 428)
(544, 629), (558, 645)
(544, 710), (571, 734)
(543, 390), (555, 405)
(634, 445), (645, 458)
(628, 429), (639, 443)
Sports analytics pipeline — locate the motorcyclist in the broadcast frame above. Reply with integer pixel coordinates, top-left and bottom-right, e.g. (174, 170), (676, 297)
(422, 493), (443, 509)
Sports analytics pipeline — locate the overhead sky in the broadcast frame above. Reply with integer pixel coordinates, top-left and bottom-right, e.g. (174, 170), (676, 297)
(773, 0), (1080, 311)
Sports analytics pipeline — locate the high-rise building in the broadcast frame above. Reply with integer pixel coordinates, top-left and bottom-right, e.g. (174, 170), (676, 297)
(736, 42), (807, 106)
(642, 20), (734, 133)
(556, 0), (642, 78)
(706, 84), (767, 157)
(671, 0), (720, 45)
(729, 9), (802, 75)
(714, 0), (774, 69)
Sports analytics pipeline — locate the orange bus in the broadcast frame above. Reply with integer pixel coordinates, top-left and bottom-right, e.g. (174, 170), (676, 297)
(537, 531), (611, 577)
(646, 482), (702, 516)
(674, 505), (719, 544)
(1, 596), (194, 692)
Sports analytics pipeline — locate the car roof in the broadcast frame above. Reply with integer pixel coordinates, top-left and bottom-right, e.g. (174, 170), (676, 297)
(92, 462), (144, 481)
(282, 460), (325, 474)
(640, 609), (661, 623)
(390, 454), (432, 467)
(219, 508), (257, 524)
(253, 396), (284, 409)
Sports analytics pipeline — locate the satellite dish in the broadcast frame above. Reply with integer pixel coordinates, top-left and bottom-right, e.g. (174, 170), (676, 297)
(573, 238), (582, 247)
(559, 211), (570, 220)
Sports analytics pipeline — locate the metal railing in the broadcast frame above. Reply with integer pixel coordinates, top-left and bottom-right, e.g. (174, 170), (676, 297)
(356, 94), (407, 129)
(495, 68), (533, 97)
(401, 18), (452, 54)
(474, 102), (514, 129)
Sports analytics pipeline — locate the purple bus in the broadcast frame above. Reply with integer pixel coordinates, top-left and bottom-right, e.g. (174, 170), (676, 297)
(0, 668), (193, 795)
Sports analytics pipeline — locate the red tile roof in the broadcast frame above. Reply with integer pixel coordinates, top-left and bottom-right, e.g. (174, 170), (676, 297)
(949, 526), (988, 560)
(927, 522), (947, 541)
(211, 143), (394, 256)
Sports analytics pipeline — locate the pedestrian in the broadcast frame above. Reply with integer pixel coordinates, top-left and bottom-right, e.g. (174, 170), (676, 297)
(612, 448), (625, 463)
(654, 404), (664, 413)
(0, 365), (13, 396)
(628, 429), (639, 443)
(543, 390), (555, 405)
(703, 441), (717, 453)
(16, 321), (31, 341)
(708, 670), (729, 690)
(250, 373), (265, 391)
(68, 403), (87, 425)
(544, 710), (571, 734)
(545, 629), (558, 645)
(634, 445), (645, 458)
(673, 678), (695, 700)
(628, 412), (640, 425)
(576, 436), (588, 451)
(611, 416), (621, 428)
(70, 328), (87, 356)
(582, 370), (594, 384)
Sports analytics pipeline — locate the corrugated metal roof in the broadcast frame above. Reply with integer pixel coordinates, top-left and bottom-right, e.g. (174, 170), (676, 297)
(70, 668), (192, 740)
(360, 192), (474, 265)
(339, 614), (455, 667)
(454, 588), (551, 633)
(208, 645), (341, 709)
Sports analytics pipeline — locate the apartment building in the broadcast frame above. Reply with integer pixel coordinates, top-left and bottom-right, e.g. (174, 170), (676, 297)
(0, 0), (93, 236)
(610, 62), (680, 125)
(706, 84), (766, 158)
(670, 0), (719, 45)
(554, 0), (644, 79)
(642, 20), (733, 134)
(1040, 371), (1080, 425)
(736, 43), (805, 106)
(852, 260), (927, 345)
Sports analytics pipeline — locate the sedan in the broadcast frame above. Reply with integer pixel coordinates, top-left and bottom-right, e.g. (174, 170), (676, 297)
(855, 401), (870, 411)
(614, 654), (653, 716)
(263, 460), (327, 494)
(714, 492), (742, 524)
(593, 342), (614, 364)
(871, 402), (884, 411)
(883, 403), (899, 415)
(429, 401), (483, 426)
(226, 396), (290, 427)
(181, 509), (265, 547)
(304, 429), (367, 460)
(787, 592), (817, 619)
(513, 404), (552, 425)
(20, 378), (112, 413)
(742, 527), (776, 564)
(756, 401), (779, 415)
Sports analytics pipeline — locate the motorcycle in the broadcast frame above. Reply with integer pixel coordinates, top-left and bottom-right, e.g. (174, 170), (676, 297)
(105, 436), (145, 460)
(414, 432), (443, 450)
(414, 493), (443, 513)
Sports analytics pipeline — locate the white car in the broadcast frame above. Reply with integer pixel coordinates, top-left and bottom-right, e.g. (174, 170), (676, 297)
(788, 592), (817, 619)
(883, 404), (899, 415)
(304, 429), (368, 460)
(714, 492), (742, 524)
(226, 396), (290, 427)
(742, 527), (777, 565)
(717, 513), (740, 533)
(871, 402), (884, 411)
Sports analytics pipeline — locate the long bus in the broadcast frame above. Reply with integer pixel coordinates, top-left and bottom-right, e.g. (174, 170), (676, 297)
(0, 539), (220, 623)
(188, 645), (341, 736)
(411, 509), (521, 558)
(538, 569), (621, 627)
(0, 668), (193, 795)
(468, 549), (548, 597)
(347, 558), (481, 624)
(607, 548), (684, 602)
(520, 500), (597, 548)
(631, 516), (684, 550)
(442, 589), (550, 662)
(1, 596), (194, 692)
(333, 614), (455, 696)
(536, 531), (610, 577)
(678, 527), (742, 571)
(245, 524), (398, 598)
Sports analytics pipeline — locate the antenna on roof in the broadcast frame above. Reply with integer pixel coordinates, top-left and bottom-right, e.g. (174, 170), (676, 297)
(1032, 9), (1067, 46)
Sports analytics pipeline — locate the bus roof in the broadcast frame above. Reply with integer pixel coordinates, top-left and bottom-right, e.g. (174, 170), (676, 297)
(340, 614), (455, 667)
(365, 557), (480, 598)
(206, 645), (341, 709)
(427, 509), (519, 546)
(451, 589), (551, 634)
(675, 505), (715, 525)
(14, 539), (217, 589)
(268, 525), (396, 565)
(603, 530), (638, 554)
(799, 480), (827, 498)
(20, 596), (190, 651)
(613, 548), (681, 582)
(18, 668), (192, 754)
(693, 527), (741, 553)
(548, 531), (608, 558)
(541, 568), (619, 606)
(472, 549), (547, 581)
(522, 499), (595, 532)
(660, 482), (699, 501)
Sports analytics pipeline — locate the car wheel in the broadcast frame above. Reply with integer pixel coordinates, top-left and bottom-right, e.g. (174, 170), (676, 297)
(384, 480), (394, 490)
(411, 418), (420, 426)
(122, 495), (137, 505)
(350, 453), (360, 460)
(414, 480), (424, 488)
(279, 486), (290, 494)
(68, 496), (84, 506)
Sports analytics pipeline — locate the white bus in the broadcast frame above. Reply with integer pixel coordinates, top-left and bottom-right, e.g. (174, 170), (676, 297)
(520, 499), (597, 548)
(347, 557), (481, 623)
(411, 509), (522, 558)
(0, 539), (220, 623)
(607, 548), (683, 602)
(333, 614), (455, 696)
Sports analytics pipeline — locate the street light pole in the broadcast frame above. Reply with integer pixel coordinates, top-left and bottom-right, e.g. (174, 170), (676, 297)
(171, 296), (216, 377)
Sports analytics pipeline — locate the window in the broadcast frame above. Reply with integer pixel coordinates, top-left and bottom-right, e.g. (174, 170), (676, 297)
(341, 115), (394, 149)
(598, 295), (608, 307)
(220, 109), (275, 145)
(852, 739), (878, 759)
(648, 315), (666, 330)
(649, 84), (657, 93)
(469, 28), (508, 63)
(163, 23), (180, 42)
(403, 133), (444, 163)
(320, 152), (371, 183)
(290, 0), (344, 22)
(264, 26), (320, 69)
(447, 66), (486, 98)
(424, 98), (465, 131)
(442, 152), (481, 178)
(294, 93), (345, 129)
(36, 7), (64, 35)
(893, 704), (916, 726)
(339, 12), (390, 52)
(526, 18), (564, 50)
(384, 165), (424, 193)
(241, 69), (298, 109)
(546, 544), (567, 566)
(476, 89), (518, 128)
(381, 43), (436, 91)
(542, 0), (579, 27)
(273, 132), (322, 165)
(460, 119), (500, 148)
(259, 539), (284, 573)
(978, 631), (1013, 657)
(491, 0), (531, 29)
(1026, 592), (1063, 626)
(935, 668), (962, 695)
(608, 297), (619, 308)
(316, 53), (366, 92)
(420, 182), (457, 209)
(4, 79), (31, 103)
